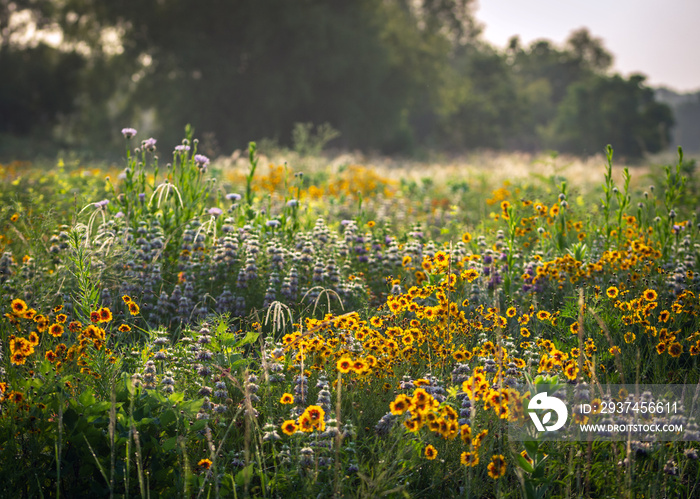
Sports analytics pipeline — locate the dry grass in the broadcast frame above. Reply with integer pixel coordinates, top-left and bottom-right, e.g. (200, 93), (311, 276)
(215, 148), (661, 195)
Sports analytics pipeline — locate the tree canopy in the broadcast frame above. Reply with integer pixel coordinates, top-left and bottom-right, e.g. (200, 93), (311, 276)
(0, 0), (675, 159)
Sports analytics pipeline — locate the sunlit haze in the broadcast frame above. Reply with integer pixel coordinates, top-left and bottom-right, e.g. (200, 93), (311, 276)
(476, 0), (700, 93)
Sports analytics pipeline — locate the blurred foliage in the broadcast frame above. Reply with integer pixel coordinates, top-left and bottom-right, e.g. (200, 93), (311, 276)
(0, 0), (676, 159)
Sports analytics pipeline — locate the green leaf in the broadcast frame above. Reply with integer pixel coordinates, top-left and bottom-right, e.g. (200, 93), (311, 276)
(523, 440), (539, 456)
(234, 464), (254, 487)
(160, 409), (177, 427)
(219, 333), (239, 347)
(161, 436), (178, 451)
(180, 399), (204, 415)
(79, 391), (96, 407)
(190, 420), (207, 432)
(234, 331), (259, 348)
(168, 392), (185, 404)
(90, 401), (113, 413)
(516, 454), (535, 474)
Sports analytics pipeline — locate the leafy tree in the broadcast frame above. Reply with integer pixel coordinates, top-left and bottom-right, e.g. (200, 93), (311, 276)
(552, 74), (674, 158)
(434, 44), (522, 150)
(0, 2), (679, 159)
(0, 2), (86, 142)
(41, 0), (482, 153)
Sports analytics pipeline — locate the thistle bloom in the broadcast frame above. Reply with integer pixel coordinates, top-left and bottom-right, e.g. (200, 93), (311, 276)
(121, 128), (137, 139)
(208, 207), (223, 217)
(142, 138), (157, 151)
(194, 154), (210, 168)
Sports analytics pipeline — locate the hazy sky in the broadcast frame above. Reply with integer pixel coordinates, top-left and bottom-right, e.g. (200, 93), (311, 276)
(475, 0), (700, 93)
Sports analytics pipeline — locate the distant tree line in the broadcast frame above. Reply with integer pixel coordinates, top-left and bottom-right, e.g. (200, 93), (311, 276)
(656, 88), (700, 154)
(0, 0), (676, 159)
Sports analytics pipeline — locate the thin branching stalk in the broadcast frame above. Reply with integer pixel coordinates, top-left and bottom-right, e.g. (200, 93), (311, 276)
(109, 378), (117, 499)
(84, 436), (111, 492)
(334, 372), (343, 497)
(132, 423), (146, 498)
(56, 391), (63, 499)
(588, 307), (625, 384)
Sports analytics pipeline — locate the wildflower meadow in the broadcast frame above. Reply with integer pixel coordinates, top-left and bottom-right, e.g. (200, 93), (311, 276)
(1, 128), (699, 498)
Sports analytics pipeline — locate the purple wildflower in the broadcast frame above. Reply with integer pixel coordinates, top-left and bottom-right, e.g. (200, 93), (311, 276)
(194, 154), (210, 168)
(142, 137), (157, 151)
(121, 128), (137, 139)
(226, 193), (242, 201)
(208, 207), (223, 217)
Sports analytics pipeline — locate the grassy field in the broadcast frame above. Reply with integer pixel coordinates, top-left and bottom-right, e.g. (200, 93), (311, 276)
(1, 134), (699, 498)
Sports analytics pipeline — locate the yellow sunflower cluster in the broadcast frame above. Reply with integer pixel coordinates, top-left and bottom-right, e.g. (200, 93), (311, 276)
(461, 369), (526, 422)
(609, 287), (699, 358)
(524, 235), (660, 290)
(280, 404), (326, 435)
(390, 387), (460, 440)
(4, 299), (117, 373)
(122, 295), (140, 316)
